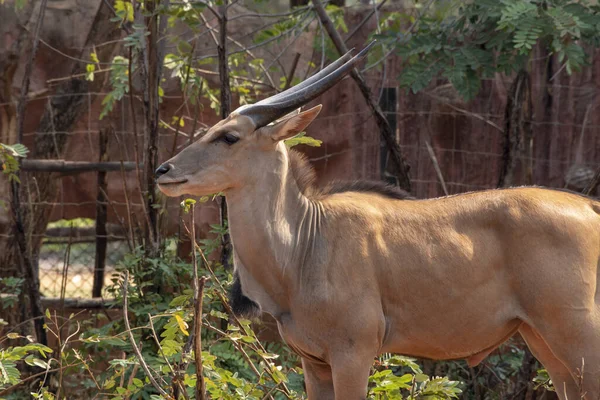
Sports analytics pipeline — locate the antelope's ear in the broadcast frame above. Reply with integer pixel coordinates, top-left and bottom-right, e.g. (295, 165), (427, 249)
(262, 105), (322, 142)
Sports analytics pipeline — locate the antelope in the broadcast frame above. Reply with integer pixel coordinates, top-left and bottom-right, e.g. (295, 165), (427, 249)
(156, 43), (600, 399)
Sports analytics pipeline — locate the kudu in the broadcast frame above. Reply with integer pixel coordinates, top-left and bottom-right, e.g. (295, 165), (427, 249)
(156, 43), (600, 399)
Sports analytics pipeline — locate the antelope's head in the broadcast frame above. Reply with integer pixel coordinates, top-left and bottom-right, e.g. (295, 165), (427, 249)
(156, 42), (375, 197)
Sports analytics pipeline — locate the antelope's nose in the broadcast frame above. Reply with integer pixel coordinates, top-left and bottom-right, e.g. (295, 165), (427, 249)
(155, 163), (171, 178)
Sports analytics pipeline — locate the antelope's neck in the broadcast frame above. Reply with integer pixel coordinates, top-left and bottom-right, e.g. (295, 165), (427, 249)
(225, 147), (320, 314)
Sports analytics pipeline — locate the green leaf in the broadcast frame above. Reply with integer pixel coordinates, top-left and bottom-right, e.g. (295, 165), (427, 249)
(86, 64), (95, 81)
(174, 314), (189, 336)
(284, 132), (322, 148)
(180, 198), (196, 213)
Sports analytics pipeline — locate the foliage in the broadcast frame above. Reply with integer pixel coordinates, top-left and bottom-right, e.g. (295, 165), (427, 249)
(368, 355), (461, 399)
(375, 0), (600, 100)
(0, 335), (52, 390)
(99, 55), (130, 120)
(87, 212), (307, 399)
(284, 132), (322, 148)
(533, 368), (554, 392)
(0, 277), (25, 309)
(0, 143), (29, 183)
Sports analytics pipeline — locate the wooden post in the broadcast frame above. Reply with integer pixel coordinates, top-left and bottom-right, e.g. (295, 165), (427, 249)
(92, 128), (109, 298)
(20, 160), (138, 173)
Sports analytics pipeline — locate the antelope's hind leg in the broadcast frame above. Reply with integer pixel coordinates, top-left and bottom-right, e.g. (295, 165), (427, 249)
(519, 324), (579, 400)
(530, 313), (600, 400)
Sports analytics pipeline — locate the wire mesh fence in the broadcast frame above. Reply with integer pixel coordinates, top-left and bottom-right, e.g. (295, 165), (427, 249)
(1, 35), (599, 300)
(38, 238), (128, 298)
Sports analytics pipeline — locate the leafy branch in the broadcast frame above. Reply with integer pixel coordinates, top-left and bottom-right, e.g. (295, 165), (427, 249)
(376, 0), (600, 100)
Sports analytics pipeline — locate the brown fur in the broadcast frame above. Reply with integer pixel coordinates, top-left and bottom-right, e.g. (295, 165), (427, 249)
(288, 149), (414, 201)
(158, 106), (600, 400)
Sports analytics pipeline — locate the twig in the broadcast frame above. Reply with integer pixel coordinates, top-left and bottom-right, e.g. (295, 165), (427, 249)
(113, 133), (137, 247)
(192, 243), (292, 398)
(194, 276), (208, 400)
(122, 270), (170, 398)
(16, 0), (48, 142)
(283, 53), (301, 90)
(188, 205), (208, 399)
(425, 91), (503, 132)
(259, 12), (315, 86)
(170, 39), (197, 158)
(198, 8), (278, 91)
(423, 124), (448, 196)
(202, 322), (262, 379)
(193, 8), (313, 63)
(584, 168), (600, 196)
(148, 315), (189, 400)
(345, 0), (387, 43)
(227, 6), (310, 21)
(424, 140), (449, 196)
(125, 364), (140, 400)
(0, 362), (85, 397)
(59, 224), (74, 312)
(363, 0), (434, 72)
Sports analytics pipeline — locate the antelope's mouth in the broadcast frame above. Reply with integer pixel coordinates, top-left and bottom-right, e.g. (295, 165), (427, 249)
(156, 178), (188, 186)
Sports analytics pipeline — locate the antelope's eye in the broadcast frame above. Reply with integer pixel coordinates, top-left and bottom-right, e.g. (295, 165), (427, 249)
(221, 133), (239, 145)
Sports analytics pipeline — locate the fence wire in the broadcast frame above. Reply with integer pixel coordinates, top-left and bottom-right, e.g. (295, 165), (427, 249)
(38, 239), (128, 298)
(2, 51), (599, 298)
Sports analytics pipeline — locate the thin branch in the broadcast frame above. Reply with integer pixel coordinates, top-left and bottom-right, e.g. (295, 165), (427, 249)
(227, 6), (310, 21)
(198, 12), (278, 91)
(148, 315), (189, 400)
(195, 67), (274, 89)
(259, 12), (315, 85)
(0, 362), (85, 397)
(188, 205), (207, 400)
(122, 270), (170, 398)
(345, 0), (387, 43)
(424, 140), (449, 196)
(362, 0), (434, 72)
(193, 8), (313, 62)
(192, 243), (293, 398)
(283, 53), (301, 90)
(584, 168), (600, 196)
(193, 276), (207, 399)
(425, 92), (503, 132)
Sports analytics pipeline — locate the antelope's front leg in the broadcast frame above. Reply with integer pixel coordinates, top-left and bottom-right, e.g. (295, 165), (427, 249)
(329, 352), (374, 400)
(302, 358), (334, 400)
